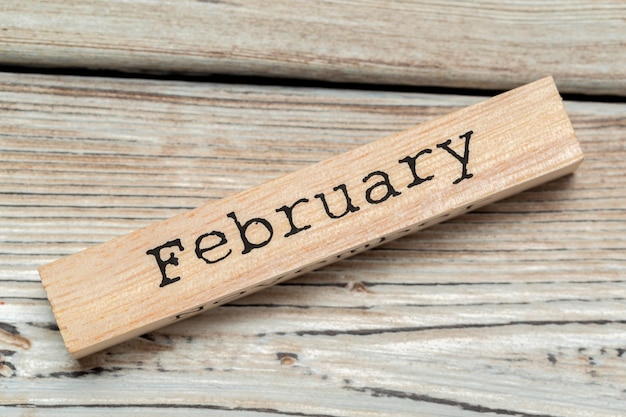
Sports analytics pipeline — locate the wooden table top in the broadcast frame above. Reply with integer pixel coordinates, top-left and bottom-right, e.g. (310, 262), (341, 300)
(1, 1), (625, 416)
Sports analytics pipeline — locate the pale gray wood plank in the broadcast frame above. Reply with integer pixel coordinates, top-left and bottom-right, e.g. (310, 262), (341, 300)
(0, 1), (624, 95)
(0, 72), (625, 416)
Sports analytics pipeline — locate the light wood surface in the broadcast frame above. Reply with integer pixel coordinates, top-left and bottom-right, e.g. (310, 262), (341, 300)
(1, 1), (624, 95)
(1, 72), (625, 415)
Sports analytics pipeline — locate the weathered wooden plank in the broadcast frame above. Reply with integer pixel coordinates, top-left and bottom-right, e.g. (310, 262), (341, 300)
(1, 296), (626, 416)
(0, 1), (624, 95)
(0, 72), (625, 415)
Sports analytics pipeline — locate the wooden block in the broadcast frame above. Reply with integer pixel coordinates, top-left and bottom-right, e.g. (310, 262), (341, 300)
(38, 77), (583, 358)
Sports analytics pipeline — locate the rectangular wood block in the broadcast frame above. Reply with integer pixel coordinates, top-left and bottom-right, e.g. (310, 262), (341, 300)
(38, 77), (584, 358)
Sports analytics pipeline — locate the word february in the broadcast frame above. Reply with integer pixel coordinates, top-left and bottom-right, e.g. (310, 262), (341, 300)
(38, 77), (584, 358)
(146, 131), (473, 289)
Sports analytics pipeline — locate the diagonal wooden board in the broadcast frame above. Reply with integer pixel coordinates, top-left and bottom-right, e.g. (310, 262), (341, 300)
(37, 77), (583, 358)
(0, 0), (624, 95)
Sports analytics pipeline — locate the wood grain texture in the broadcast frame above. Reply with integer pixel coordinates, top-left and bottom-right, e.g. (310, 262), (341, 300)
(0, 72), (625, 416)
(0, 0), (625, 95)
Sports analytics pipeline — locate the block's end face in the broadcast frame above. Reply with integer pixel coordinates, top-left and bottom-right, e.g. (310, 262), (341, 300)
(37, 261), (80, 358)
(35, 77), (585, 358)
(38, 263), (78, 356)
(38, 258), (168, 359)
